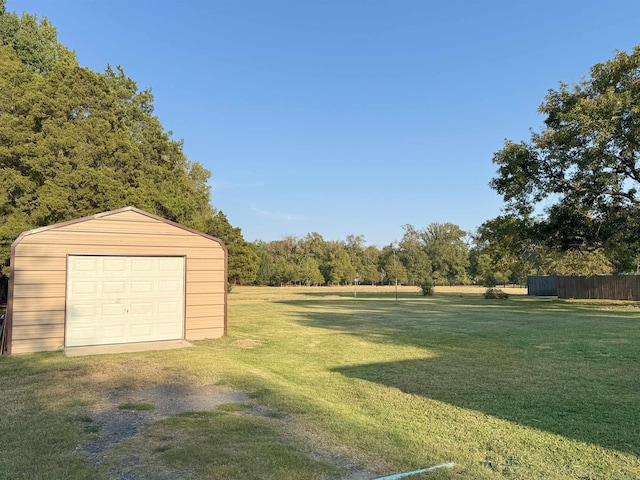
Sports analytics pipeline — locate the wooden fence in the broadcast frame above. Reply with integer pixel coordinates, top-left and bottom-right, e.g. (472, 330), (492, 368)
(528, 275), (640, 300)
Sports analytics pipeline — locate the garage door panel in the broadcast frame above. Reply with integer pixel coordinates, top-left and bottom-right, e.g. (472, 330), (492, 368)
(69, 326), (98, 342)
(71, 304), (97, 317)
(160, 279), (181, 293)
(102, 303), (126, 316)
(70, 281), (97, 295)
(103, 258), (126, 272)
(131, 258), (153, 271)
(158, 300), (180, 313)
(101, 325), (127, 342)
(131, 281), (153, 294)
(131, 302), (154, 315)
(130, 323), (153, 339)
(66, 256), (185, 347)
(71, 257), (97, 271)
(102, 281), (126, 294)
(157, 321), (181, 335)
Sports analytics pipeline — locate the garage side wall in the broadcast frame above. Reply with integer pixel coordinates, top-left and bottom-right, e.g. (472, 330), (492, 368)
(8, 209), (226, 354)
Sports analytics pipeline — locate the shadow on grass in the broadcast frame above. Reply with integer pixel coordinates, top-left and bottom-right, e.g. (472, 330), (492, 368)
(280, 294), (640, 456)
(0, 353), (110, 479)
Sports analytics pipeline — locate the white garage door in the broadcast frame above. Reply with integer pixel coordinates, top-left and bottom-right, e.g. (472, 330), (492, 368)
(66, 255), (185, 347)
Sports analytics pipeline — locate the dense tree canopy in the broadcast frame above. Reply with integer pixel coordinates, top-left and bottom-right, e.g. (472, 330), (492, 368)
(490, 46), (640, 270)
(204, 211), (259, 286)
(399, 225), (432, 285)
(470, 215), (614, 285)
(419, 223), (470, 285)
(250, 223), (475, 288)
(0, 4), (255, 283)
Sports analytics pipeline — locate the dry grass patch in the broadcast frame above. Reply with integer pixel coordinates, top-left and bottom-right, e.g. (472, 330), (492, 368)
(231, 339), (262, 349)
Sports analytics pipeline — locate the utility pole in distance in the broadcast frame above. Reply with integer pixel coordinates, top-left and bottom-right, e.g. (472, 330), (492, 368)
(392, 242), (398, 302)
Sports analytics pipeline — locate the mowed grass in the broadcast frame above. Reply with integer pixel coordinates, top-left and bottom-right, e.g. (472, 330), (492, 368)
(0, 286), (639, 479)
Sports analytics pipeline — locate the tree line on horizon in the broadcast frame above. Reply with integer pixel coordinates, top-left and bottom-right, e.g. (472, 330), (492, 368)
(2, 3), (640, 294)
(237, 219), (615, 289)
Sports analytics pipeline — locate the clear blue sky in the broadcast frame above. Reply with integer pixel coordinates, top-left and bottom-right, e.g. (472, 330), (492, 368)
(8, 1), (640, 246)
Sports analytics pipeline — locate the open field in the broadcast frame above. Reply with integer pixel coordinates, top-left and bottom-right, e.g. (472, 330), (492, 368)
(0, 285), (639, 479)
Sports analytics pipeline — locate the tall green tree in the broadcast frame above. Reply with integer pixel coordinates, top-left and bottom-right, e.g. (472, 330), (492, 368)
(299, 257), (324, 286)
(399, 224), (432, 285)
(378, 244), (408, 285)
(0, 1), (73, 73)
(538, 249), (614, 276)
(0, 5), (254, 281)
(299, 232), (327, 260)
(419, 223), (469, 285)
(490, 46), (640, 270)
(361, 245), (382, 285)
(344, 234), (366, 279)
(324, 242), (356, 285)
(473, 216), (539, 285)
(252, 241), (274, 286)
(205, 211), (259, 286)
(258, 236), (305, 286)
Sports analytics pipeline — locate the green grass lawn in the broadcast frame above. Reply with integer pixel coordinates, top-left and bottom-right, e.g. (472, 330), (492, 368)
(1, 286), (639, 479)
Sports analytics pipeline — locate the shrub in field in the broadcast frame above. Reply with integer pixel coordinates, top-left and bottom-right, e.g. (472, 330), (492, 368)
(420, 281), (435, 296)
(484, 288), (508, 299)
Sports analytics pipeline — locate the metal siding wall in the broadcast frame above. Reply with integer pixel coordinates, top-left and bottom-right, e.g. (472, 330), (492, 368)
(527, 276), (559, 296)
(8, 210), (226, 354)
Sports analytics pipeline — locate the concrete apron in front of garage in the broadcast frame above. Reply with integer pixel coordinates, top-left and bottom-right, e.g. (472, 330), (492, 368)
(65, 340), (192, 357)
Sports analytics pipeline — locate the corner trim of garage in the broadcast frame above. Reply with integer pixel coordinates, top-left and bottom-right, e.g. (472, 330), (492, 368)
(65, 340), (193, 357)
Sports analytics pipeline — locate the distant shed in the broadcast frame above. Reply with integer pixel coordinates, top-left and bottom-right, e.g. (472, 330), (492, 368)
(527, 275), (559, 296)
(2, 207), (227, 355)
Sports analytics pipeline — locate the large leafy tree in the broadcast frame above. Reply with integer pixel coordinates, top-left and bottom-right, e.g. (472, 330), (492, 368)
(323, 241), (356, 285)
(253, 234), (380, 286)
(360, 246), (382, 285)
(399, 224), (432, 285)
(344, 234), (366, 279)
(0, 5), (256, 281)
(490, 46), (640, 268)
(205, 211), (259, 286)
(472, 216), (539, 284)
(0, 0), (69, 73)
(378, 244), (408, 286)
(474, 215), (616, 280)
(252, 241), (275, 286)
(419, 223), (469, 285)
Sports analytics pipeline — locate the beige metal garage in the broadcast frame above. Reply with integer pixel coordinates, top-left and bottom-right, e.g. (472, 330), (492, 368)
(2, 207), (227, 355)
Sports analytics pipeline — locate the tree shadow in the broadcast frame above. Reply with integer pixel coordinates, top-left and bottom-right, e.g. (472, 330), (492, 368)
(278, 294), (640, 456)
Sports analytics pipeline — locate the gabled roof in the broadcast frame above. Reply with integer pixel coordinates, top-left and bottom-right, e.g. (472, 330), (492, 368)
(12, 206), (226, 251)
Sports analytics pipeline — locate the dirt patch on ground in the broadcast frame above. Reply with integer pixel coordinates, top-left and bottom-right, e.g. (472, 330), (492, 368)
(80, 383), (249, 463)
(75, 383), (373, 480)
